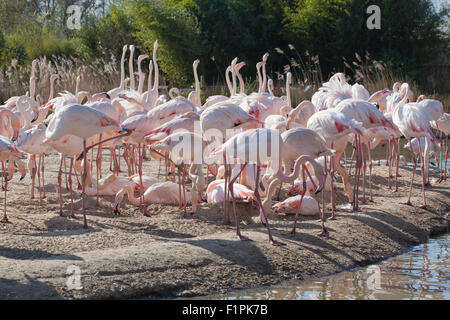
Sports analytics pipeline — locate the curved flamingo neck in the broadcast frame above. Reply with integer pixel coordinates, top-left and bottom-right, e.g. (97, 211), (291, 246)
(48, 76), (58, 102)
(194, 63), (201, 105)
(129, 47), (136, 91)
(286, 73), (292, 108)
(225, 66), (233, 96)
(137, 57), (147, 94)
(256, 63), (262, 93)
(152, 42), (159, 93)
(286, 101), (311, 129)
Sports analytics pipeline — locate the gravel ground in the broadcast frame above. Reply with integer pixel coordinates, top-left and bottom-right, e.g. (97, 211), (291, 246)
(0, 148), (448, 299)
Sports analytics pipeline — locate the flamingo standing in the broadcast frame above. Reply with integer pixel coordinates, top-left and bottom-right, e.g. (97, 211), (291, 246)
(44, 104), (130, 228)
(0, 136), (26, 223)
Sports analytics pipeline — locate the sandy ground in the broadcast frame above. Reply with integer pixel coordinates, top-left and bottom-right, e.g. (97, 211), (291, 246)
(0, 147), (448, 299)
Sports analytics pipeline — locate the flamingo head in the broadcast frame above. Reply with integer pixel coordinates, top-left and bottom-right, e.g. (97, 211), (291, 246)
(193, 59), (200, 67)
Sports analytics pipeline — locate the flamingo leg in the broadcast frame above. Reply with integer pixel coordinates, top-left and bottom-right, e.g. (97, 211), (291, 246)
(352, 135), (361, 211)
(37, 154), (42, 206)
(69, 158), (76, 218)
(1, 161), (8, 223)
(417, 138), (427, 208)
(182, 164), (187, 215)
(95, 134), (102, 207)
(254, 166), (285, 246)
(64, 156), (69, 191)
(403, 139), (416, 206)
(228, 162), (249, 241)
(82, 139), (89, 228)
(290, 165), (306, 236)
(445, 136), (448, 180)
(222, 154), (230, 225)
(367, 142), (373, 202)
(140, 145), (150, 217)
(330, 142), (336, 219)
(348, 146), (355, 177)
(394, 137), (400, 192)
(361, 141), (367, 204)
(387, 139), (393, 190)
(29, 155), (36, 201)
(177, 165), (182, 209)
(58, 155), (65, 217)
(42, 153), (46, 199)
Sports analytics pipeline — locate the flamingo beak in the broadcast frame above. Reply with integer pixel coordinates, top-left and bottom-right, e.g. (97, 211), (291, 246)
(314, 174), (326, 194)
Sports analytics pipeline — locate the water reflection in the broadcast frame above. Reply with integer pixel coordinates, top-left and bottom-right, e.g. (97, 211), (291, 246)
(199, 234), (449, 300)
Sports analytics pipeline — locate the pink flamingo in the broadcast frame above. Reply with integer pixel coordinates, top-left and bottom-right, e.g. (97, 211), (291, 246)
(44, 104), (130, 228)
(0, 136), (26, 223)
(114, 181), (192, 214)
(211, 128), (326, 244)
(392, 93), (439, 208)
(432, 113), (450, 181)
(273, 195), (319, 216)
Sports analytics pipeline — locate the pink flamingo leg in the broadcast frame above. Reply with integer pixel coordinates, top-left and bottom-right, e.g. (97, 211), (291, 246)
(37, 154), (42, 206)
(254, 166), (285, 246)
(402, 139), (416, 206)
(58, 155), (65, 217)
(361, 142), (367, 203)
(394, 138), (400, 192)
(417, 138), (427, 208)
(30, 155), (36, 201)
(69, 158), (76, 218)
(1, 161), (8, 223)
(64, 156), (69, 191)
(42, 153), (46, 199)
(82, 139), (89, 228)
(289, 165), (306, 236)
(367, 142), (374, 202)
(228, 163), (250, 241)
(330, 143), (336, 219)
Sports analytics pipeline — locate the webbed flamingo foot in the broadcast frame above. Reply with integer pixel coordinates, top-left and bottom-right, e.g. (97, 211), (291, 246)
(317, 228), (329, 237)
(270, 239), (286, 246)
(401, 200), (413, 206)
(237, 234), (250, 241)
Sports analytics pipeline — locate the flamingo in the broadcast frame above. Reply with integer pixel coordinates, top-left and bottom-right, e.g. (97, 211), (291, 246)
(200, 102), (262, 223)
(0, 136), (26, 223)
(137, 54), (150, 95)
(0, 108), (21, 141)
(432, 113), (450, 181)
(108, 45), (128, 99)
(207, 179), (255, 204)
(210, 128), (326, 244)
(188, 59), (201, 107)
(272, 195), (319, 216)
(306, 108), (365, 214)
(392, 91), (439, 208)
(150, 132), (206, 214)
(44, 104), (131, 228)
(114, 181), (192, 214)
(17, 124), (52, 203)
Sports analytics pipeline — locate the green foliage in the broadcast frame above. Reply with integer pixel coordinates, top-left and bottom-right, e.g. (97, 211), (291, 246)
(125, 0), (203, 86)
(78, 5), (136, 62)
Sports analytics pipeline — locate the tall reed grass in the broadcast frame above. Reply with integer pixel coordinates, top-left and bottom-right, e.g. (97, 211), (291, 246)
(1, 48), (448, 113)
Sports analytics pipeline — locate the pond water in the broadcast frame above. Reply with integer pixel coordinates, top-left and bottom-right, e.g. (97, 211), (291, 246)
(196, 233), (449, 300)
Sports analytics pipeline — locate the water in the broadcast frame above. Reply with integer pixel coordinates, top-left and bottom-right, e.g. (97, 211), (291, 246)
(198, 234), (449, 300)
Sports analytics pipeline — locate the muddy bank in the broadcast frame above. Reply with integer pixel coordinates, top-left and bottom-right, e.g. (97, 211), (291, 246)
(0, 151), (448, 299)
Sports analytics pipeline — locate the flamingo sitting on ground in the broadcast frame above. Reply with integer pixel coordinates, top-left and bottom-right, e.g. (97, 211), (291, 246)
(206, 179), (255, 204)
(114, 181), (192, 215)
(272, 195), (319, 216)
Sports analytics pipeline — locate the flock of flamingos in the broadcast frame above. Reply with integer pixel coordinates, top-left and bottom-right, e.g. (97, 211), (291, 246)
(0, 40), (448, 246)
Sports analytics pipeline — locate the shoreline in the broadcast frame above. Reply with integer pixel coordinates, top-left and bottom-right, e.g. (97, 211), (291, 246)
(0, 153), (449, 299)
